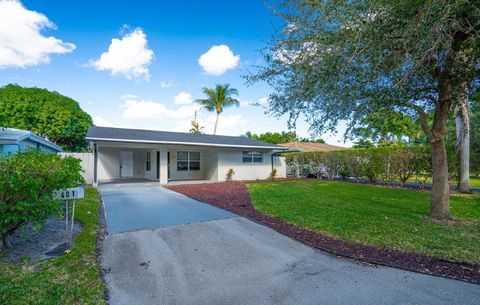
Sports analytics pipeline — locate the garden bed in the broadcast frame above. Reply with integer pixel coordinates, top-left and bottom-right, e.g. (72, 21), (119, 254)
(0, 188), (106, 304)
(168, 181), (480, 284)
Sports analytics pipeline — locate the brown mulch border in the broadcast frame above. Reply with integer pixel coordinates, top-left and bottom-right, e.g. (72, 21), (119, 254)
(167, 181), (480, 285)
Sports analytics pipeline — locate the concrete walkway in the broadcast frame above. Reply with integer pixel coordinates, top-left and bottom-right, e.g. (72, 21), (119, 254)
(100, 182), (235, 233)
(100, 183), (480, 305)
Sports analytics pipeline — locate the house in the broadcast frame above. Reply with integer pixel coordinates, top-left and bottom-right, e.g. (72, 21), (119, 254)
(86, 126), (288, 186)
(278, 141), (348, 152)
(0, 127), (62, 154)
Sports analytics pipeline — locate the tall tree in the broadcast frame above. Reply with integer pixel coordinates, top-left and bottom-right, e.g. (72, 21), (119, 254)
(352, 110), (423, 146)
(248, 0), (480, 219)
(0, 84), (92, 151)
(194, 84), (240, 135)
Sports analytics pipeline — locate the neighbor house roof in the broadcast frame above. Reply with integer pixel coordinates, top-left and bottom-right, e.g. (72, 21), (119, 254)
(86, 126), (288, 150)
(0, 127), (62, 152)
(279, 141), (348, 152)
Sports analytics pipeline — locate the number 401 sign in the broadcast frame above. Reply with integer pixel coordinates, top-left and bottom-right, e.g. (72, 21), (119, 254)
(53, 187), (84, 200)
(53, 187), (84, 231)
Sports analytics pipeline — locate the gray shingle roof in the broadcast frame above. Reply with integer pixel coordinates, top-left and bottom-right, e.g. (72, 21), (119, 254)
(0, 127), (62, 151)
(86, 126), (287, 149)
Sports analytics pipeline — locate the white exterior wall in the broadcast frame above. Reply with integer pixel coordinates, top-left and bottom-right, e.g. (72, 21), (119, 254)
(217, 149), (286, 181)
(91, 141), (286, 184)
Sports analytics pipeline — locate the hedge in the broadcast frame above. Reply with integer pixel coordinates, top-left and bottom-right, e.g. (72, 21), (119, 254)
(283, 146), (461, 185)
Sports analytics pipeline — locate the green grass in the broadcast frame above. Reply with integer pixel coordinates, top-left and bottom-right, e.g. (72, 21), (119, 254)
(248, 181), (480, 264)
(0, 188), (106, 305)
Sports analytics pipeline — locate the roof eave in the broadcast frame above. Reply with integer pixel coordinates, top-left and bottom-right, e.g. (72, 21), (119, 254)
(86, 137), (289, 150)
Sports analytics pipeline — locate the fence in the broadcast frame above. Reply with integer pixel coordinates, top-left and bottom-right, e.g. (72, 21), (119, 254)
(60, 152), (94, 185)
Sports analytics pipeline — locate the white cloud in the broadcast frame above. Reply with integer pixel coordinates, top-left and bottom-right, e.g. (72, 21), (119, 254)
(160, 80), (173, 88)
(207, 114), (247, 130)
(174, 92), (193, 105)
(91, 28), (154, 80)
(120, 94), (198, 119)
(198, 45), (240, 76)
(0, 0), (75, 68)
(93, 116), (114, 127)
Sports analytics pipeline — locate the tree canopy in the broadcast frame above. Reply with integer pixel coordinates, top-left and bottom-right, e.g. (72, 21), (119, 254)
(248, 0), (480, 219)
(194, 84), (240, 135)
(0, 84), (92, 151)
(244, 130), (324, 144)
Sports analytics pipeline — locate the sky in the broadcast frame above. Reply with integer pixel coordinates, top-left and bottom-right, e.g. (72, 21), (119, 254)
(0, 0), (351, 145)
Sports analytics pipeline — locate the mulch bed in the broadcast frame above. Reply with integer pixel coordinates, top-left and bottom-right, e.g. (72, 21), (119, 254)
(167, 181), (480, 285)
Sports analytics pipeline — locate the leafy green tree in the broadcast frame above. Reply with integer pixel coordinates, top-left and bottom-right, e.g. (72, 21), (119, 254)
(194, 84), (240, 135)
(352, 110), (423, 146)
(0, 84), (93, 151)
(248, 0), (480, 220)
(244, 130), (325, 144)
(0, 150), (84, 249)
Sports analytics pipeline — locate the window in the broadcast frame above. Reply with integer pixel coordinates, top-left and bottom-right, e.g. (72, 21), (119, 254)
(177, 151), (200, 171)
(146, 151), (151, 171)
(242, 151), (263, 163)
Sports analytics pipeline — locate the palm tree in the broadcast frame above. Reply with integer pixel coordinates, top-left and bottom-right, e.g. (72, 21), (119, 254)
(194, 84), (239, 135)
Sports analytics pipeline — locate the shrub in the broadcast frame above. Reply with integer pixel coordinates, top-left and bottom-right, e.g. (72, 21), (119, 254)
(283, 146), (430, 184)
(0, 150), (83, 249)
(226, 168), (235, 181)
(268, 168), (277, 180)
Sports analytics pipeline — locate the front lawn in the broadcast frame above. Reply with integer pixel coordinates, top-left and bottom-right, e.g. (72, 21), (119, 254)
(248, 181), (480, 264)
(0, 188), (106, 305)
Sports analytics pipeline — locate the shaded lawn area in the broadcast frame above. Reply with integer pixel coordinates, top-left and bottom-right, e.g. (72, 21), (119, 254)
(0, 188), (105, 305)
(407, 176), (480, 188)
(248, 180), (480, 264)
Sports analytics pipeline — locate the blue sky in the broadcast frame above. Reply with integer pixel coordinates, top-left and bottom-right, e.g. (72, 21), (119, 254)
(0, 0), (350, 145)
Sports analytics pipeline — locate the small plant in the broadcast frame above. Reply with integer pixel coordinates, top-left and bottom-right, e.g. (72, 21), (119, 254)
(226, 168), (235, 181)
(268, 168), (277, 180)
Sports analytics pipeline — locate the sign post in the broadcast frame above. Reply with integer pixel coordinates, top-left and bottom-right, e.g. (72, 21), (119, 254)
(53, 187), (84, 231)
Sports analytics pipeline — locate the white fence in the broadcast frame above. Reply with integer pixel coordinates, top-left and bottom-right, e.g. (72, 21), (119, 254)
(60, 152), (94, 185)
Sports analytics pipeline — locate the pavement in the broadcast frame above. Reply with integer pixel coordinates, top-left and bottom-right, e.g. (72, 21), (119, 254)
(100, 182), (235, 233)
(100, 182), (480, 305)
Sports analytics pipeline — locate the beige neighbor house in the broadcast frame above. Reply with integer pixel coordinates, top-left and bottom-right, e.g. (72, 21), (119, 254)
(86, 126), (288, 186)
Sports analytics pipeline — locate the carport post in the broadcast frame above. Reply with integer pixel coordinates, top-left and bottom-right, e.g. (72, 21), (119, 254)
(159, 150), (168, 185)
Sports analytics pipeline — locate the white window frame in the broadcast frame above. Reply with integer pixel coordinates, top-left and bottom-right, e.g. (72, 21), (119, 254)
(146, 151), (151, 171)
(177, 151), (201, 171)
(242, 151), (263, 163)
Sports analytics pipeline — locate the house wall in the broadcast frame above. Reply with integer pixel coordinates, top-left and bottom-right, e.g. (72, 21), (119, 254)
(19, 139), (58, 153)
(203, 150), (219, 182)
(97, 147), (148, 181)
(217, 149), (286, 181)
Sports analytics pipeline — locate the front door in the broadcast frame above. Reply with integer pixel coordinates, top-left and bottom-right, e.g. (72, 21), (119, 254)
(120, 151), (133, 177)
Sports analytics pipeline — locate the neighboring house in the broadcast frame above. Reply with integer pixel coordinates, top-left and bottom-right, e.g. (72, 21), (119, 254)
(0, 127), (62, 155)
(278, 141), (348, 152)
(86, 126), (288, 186)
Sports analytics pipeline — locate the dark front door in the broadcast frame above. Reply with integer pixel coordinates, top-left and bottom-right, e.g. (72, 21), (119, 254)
(167, 151), (171, 179)
(156, 151), (160, 179)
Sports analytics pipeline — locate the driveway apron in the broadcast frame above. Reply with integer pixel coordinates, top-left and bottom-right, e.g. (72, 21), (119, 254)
(100, 182), (235, 234)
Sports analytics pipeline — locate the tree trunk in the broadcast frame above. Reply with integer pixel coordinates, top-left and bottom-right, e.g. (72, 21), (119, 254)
(0, 234), (10, 250)
(430, 139), (452, 219)
(213, 113), (220, 135)
(455, 99), (470, 193)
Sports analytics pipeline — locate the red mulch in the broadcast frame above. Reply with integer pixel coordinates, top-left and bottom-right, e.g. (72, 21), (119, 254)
(167, 181), (480, 285)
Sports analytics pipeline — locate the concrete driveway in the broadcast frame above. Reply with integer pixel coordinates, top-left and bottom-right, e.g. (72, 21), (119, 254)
(100, 182), (235, 233)
(100, 183), (480, 305)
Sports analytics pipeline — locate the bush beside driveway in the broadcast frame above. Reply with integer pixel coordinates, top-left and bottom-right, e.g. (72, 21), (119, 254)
(0, 188), (106, 305)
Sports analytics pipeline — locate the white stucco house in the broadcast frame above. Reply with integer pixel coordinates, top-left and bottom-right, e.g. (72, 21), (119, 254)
(0, 127), (62, 155)
(86, 126), (288, 186)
